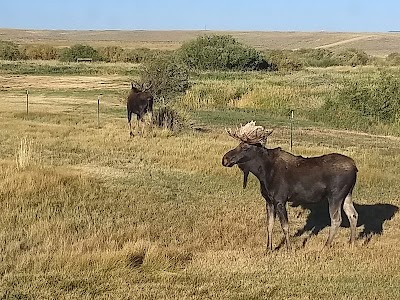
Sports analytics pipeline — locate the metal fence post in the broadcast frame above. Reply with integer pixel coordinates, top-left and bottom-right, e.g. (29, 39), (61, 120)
(290, 110), (294, 151)
(97, 95), (100, 128)
(26, 90), (29, 115)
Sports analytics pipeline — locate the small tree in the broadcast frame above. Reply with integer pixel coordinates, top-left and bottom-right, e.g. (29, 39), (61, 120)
(139, 53), (190, 102)
(136, 53), (190, 131)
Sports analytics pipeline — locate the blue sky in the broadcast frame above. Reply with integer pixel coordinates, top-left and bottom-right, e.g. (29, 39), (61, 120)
(1, 0), (399, 32)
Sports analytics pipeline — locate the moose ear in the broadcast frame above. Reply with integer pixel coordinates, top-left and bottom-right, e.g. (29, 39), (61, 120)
(131, 81), (142, 93)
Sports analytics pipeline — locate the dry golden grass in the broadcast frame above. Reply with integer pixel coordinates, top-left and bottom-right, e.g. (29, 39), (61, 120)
(2, 28), (400, 55)
(0, 70), (399, 299)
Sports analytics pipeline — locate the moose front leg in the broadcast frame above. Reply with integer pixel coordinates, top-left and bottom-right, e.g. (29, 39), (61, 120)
(275, 201), (291, 251)
(265, 201), (275, 251)
(127, 111), (134, 137)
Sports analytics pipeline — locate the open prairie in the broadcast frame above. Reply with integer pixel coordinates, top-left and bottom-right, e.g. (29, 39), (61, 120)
(0, 61), (399, 299)
(2, 28), (400, 56)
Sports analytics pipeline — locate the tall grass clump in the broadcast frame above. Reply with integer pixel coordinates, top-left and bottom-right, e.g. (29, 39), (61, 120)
(15, 137), (42, 170)
(179, 80), (254, 109)
(152, 105), (189, 131)
(20, 44), (59, 60)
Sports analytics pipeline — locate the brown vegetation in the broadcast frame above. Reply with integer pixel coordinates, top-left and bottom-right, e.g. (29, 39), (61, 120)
(0, 69), (399, 298)
(2, 28), (400, 55)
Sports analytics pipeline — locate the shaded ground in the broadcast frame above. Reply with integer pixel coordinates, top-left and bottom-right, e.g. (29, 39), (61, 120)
(293, 201), (399, 246)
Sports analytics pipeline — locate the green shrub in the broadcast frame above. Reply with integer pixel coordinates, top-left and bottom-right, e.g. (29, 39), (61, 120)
(310, 97), (372, 131)
(59, 44), (101, 62)
(178, 35), (273, 71)
(312, 72), (400, 129)
(263, 50), (301, 71)
(296, 48), (339, 67)
(139, 54), (190, 101)
(0, 41), (23, 60)
(342, 74), (400, 123)
(332, 48), (370, 66)
(264, 48), (370, 69)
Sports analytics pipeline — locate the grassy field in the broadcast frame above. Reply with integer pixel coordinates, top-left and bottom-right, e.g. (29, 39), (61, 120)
(2, 28), (400, 56)
(0, 60), (399, 299)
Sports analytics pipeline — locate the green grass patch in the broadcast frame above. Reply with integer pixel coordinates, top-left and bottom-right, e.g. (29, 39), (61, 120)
(0, 60), (140, 76)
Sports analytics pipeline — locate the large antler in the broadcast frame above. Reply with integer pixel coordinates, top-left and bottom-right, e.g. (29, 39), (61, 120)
(142, 82), (152, 92)
(131, 81), (152, 93)
(226, 121), (273, 144)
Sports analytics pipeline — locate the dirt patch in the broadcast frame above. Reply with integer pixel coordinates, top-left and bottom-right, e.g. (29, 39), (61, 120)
(0, 74), (128, 91)
(315, 35), (375, 49)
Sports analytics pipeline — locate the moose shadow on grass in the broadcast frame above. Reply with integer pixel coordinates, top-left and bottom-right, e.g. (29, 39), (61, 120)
(292, 202), (399, 246)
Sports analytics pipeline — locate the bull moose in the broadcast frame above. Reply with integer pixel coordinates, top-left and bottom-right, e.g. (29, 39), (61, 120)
(127, 81), (153, 136)
(222, 121), (359, 250)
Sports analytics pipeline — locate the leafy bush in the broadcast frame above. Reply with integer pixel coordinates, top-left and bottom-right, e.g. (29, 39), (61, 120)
(59, 44), (101, 62)
(178, 35), (273, 71)
(0, 41), (23, 60)
(139, 54), (190, 101)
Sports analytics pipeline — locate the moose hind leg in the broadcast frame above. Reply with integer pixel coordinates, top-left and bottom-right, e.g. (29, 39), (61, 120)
(325, 199), (343, 248)
(136, 115), (144, 136)
(343, 193), (358, 246)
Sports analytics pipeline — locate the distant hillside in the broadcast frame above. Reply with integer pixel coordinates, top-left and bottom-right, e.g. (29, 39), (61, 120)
(1, 28), (400, 56)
